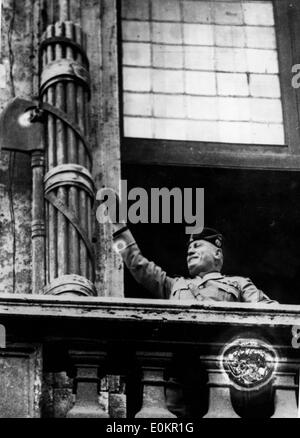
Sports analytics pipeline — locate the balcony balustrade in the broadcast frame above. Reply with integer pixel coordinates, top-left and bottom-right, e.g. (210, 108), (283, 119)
(0, 294), (298, 418)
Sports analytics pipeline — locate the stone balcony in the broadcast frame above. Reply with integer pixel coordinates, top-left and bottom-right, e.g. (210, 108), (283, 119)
(0, 294), (299, 418)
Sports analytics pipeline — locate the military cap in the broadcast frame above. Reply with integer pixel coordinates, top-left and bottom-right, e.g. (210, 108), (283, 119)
(188, 227), (223, 248)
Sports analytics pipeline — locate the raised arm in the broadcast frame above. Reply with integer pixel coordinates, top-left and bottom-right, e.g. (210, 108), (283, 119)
(113, 225), (175, 299)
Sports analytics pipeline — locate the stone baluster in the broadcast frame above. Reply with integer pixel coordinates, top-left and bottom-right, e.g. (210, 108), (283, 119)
(272, 373), (298, 418)
(204, 369), (239, 418)
(66, 350), (109, 418)
(135, 352), (176, 418)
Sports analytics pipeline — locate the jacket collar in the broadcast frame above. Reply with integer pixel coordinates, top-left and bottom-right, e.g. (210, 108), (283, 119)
(196, 272), (224, 282)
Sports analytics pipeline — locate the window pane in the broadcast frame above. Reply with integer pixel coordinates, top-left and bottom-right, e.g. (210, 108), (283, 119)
(122, 0), (285, 145)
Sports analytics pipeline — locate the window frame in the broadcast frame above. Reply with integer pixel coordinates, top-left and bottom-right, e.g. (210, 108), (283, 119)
(120, 0), (300, 171)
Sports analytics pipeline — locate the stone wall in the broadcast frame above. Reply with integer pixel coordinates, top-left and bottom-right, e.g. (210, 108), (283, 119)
(0, 0), (40, 295)
(0, 0), (126, 417)
(0, 0), (123, 294)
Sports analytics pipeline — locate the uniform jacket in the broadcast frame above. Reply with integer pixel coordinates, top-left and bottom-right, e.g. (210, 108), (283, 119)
(113, 228), (277, 304)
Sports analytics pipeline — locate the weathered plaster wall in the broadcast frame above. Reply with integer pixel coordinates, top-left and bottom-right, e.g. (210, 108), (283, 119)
(81, 0), (123, 298)
(0, 0), (40, 294)
(0, 0), (123, 296)
(0, 0), (125, 417)
(38, 0), (125, 417)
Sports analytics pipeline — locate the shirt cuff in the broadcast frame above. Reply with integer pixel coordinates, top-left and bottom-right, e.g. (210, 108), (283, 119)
(113, 228), (137, 254)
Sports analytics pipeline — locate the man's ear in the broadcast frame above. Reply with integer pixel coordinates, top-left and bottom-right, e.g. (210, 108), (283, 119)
(214, 248), (222, 261)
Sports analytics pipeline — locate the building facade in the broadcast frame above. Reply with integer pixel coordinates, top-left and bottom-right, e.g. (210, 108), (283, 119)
(0, 0), (299, 418)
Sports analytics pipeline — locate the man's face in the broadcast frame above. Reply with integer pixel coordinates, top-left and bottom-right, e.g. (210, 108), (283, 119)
(187, 239), (220, 277)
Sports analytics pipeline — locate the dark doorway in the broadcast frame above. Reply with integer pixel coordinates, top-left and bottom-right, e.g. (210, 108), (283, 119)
(122, 164), (300, 304)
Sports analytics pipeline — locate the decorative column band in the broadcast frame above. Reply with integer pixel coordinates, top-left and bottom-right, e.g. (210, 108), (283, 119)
(43, 274), (96, 296)
(44, 191), (95, 265)
(41, 102), (92, 162)
(44, 164), (95, 199)
(40, 59), (90, 97)
(39, 36), (90, 68)
(40, 17), (95, 294)
(31, 220), (46, 239)
(31, 153), (45, 168)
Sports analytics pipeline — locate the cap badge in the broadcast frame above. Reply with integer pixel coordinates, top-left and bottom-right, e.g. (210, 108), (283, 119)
(215, 238), (221, 247)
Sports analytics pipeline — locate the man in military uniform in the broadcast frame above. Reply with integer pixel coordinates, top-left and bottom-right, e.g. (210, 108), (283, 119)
(112, 222), (277, 417)
(112, 224), (277, 304)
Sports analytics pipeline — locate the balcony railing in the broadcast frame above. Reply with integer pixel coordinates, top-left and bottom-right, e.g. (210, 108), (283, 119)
(0, 294), (299, 418)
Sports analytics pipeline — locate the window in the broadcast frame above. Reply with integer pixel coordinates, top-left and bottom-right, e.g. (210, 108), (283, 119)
(122, 0), (285, 145)
(120, 1), (300, 303)
(120, 0), (300, 170)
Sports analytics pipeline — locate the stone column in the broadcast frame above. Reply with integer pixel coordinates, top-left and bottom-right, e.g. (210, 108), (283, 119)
(40, 0), (96, 297)
(31, 151), (46, 294)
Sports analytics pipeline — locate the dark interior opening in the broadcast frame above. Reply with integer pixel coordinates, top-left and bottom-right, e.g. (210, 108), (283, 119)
(122, 164), (300, 305)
